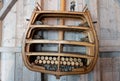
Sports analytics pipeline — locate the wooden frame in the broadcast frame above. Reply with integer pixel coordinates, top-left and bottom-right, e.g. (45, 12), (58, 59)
(22, 8), (98, 78)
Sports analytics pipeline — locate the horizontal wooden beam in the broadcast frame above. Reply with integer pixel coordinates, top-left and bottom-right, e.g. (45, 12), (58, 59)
(99, 46), (120, 52)
(26, 40), (94, 46)
(0, 47), (21, 53)
(0, 0), (17, 20)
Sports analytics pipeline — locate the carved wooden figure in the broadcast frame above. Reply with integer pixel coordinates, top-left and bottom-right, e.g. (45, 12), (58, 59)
(70, 0), (76, 11)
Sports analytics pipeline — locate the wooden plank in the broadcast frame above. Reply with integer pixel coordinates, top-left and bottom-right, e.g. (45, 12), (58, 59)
(98, 0), (120, 51)
(100, 46), (120, 52)
(112, 57), (120, 81)
(14, 0), (24, 81)
(30, 25), (89, 30)
(93, 58), (101, 81)
(67, 75), (80, 81)
(0, 47), (21, 53)
(1, 3), (17, 81)
(26, 52), (94, 59)
(0, 21), (2, 46)
(26, 40), (94, 46)
(100, 58), (113, 81)
(0, 0), (3, 9)
(22, 0), (42, 81)
(100, 53), (120, 81)
(0, 0), (17, 20)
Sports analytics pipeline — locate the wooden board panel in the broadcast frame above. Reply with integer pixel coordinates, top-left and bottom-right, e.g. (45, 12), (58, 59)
(1, 3), (17, 81)
(22, 0), (41, 81)
(100, 52), (120, 81)
(0, 21), (2, 46)
(99, 0), (120, 51)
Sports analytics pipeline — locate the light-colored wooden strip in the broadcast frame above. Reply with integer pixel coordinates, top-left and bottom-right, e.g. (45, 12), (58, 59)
(1, 3), (16, 81)
(15, 1), (24, 81)
(100, 46), (120, 52)
(26, 52), (94, 59)
(35, 10), (85, 14)
(0, 47), (21, 53)
(26, 39), (94, 46)
(30, 25), (89, 30)
(0, 21), (2, 46)
(93, 58), (101, 81)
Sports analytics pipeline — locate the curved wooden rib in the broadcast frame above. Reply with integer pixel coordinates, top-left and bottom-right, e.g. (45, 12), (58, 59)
(25, 40), (94, 47)
(26, 52), (94, 59)
(22, 10), (98, 77)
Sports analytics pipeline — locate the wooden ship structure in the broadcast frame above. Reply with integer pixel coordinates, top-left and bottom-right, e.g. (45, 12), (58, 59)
(22, 0), (98, 78)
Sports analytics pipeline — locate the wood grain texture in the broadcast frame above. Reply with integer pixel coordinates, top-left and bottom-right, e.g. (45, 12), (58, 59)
(98, 0), (120, 51)
(1, 0), (99, 81)
(0, 21), (2, 46)
(1, 3), (17, 81)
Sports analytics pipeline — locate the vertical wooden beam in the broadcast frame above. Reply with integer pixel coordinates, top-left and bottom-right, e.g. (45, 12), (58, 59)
(40, 0), (44, 10)
(0, 0), (3, 9)
(0, 21), (2, 46)
(59, 0), (66, 53)
(59, 0), (65, 40)
(1, 3), (16, 81)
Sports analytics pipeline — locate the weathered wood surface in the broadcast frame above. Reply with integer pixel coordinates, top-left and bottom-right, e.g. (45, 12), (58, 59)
(99, 0), (120, 51)
(0, 0), (17, 20)
(100, 52), (120, 81)
(1, 3), (16, 81)
(1, 0), (99, 81)
(0, 20), (2, 46)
